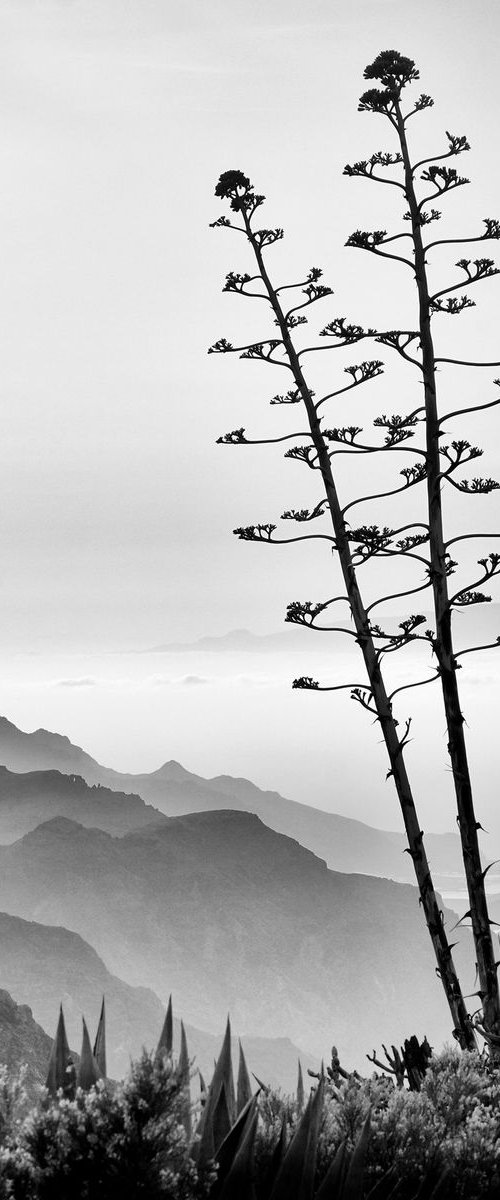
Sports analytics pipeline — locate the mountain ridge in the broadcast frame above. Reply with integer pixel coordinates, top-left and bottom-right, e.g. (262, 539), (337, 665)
(0, 714), (479, 889)
(0, 809), (476, 1071)
(0, 761), (166, 843)
(135, 605), (500, 655)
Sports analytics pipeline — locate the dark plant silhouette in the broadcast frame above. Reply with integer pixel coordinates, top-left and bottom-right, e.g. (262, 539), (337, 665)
(345, 49), (500, 1053)
(209, 168), (476, 1051)
(367, 1035), (433, 1091)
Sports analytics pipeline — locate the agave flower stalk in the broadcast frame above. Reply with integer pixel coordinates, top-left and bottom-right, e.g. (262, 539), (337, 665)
(210, 170), (475, 1050)
(350, 50), (500, 1051)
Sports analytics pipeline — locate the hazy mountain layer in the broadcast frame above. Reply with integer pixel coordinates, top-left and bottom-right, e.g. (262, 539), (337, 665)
(0, 763), (166, 842)
(0, 812), (475, 1071)
(0, 910), (166, 1078)
(146, 627), (325, 653)
(0, 911), (313, 1090)
(140, 605), (500, 655)
(0, 717), (102, 778)
(0, 715), (481, 889)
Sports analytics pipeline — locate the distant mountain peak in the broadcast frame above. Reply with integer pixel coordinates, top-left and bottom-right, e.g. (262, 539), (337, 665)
(32, 726), (72, 745)
(0, 717), (18, 731)
(21, 816), (90, 839)
(150, 759), (197, 782)
(143, 626), (323, 654)
(0, 715), (77, 748)
(0, 714), (97, 774)
(0, 713), (474, 893)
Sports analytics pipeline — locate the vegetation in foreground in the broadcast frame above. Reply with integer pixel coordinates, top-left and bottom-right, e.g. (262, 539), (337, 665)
(1, 1039), (500, 1198)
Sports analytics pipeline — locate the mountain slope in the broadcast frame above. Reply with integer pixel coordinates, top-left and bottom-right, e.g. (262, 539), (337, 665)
(0, 988), (53, 1095)
(0, 910), (166, 1078)
(0, 811), (475, 1071)
(0, 910), (314, 1091)
(204, 773), (472, 889)
(0, 715), (476, 887)
(0, 716), (101, 778)
(0, 764), (166, 842)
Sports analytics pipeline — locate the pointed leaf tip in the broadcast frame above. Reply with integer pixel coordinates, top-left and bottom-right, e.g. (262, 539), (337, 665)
(296, 1059), (305, 1113)
(155, 995), (174, 1062)
(93, 996), (106, 1078)
(78, 1016), (102, 1092)
(237, 1041), (253, 1115)
(46, 1006), (75, 1098)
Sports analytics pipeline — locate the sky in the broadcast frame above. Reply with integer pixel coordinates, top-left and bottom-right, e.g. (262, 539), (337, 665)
(1, 0), (500, 836)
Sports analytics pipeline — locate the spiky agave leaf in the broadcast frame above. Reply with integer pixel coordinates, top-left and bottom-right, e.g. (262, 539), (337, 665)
(155, 994), (173, 1062)
(178, 1020), (190, 1084)
(93, 996), (106, 1078)
(193, 1018), (236, 1167)
(213, 1104), (256, 1200)
(210, 1096), (260, 1199)
(212, 1082), (232, 1156)
(298, 1074), (324, 1200)
(341, 1113), (371, 1199)
(217, 1108), (259, 1200)
(194, 1096), (215, 1170)
(315, 1140), (348, 1200)
(296, 1060), (305, 1113)
(237, 1041), (253, 1114)
(252, 1072), (271, 1094)
(45, 1005), (75, 1098)
(177, 1020), (192, 1140)
(269, 1075), (324, 1200)
(77, 1016), (102, 1092)
(215, 1017), (236, 1123)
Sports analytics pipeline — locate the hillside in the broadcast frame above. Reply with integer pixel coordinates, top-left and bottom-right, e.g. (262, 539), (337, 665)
(0, 911), (314, 1090)
(0, 988), (53, 1095)
(0, 811), (476, 1071)
(0, 910), (166, 1078)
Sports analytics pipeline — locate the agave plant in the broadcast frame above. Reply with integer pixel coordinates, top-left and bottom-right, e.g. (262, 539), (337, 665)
(43, 1000), (451, 1198)
(185, 1016), (452, 1199)
(45, 996), (107, 1097)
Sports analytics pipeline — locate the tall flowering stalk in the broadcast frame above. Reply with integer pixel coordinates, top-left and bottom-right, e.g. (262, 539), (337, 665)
(209, 168), (475, 1050)
(344, 50), (500, 1050)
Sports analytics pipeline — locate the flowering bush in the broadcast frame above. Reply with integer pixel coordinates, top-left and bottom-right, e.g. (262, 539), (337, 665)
(0, 1053), (211, 1200)
(0, 1048), (500, 1196)
(254, 1049), (500, 1198)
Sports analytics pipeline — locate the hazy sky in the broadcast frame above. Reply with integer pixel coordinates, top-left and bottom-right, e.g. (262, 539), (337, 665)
(1, 0), (500, 835)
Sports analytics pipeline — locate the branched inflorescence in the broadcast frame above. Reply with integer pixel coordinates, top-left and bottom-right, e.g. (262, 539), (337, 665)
(320, 317), (376, 342)
(208, 71), (500, 1047)
(346, 46), (500, 1051)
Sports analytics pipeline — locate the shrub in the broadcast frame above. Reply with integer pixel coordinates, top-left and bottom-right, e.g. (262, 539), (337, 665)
(319, 1049), (500, 1198)
(0, 1053), (211, 1200)
(1, 1047), (500, 1196)
(249, 1049), (500, 1198)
